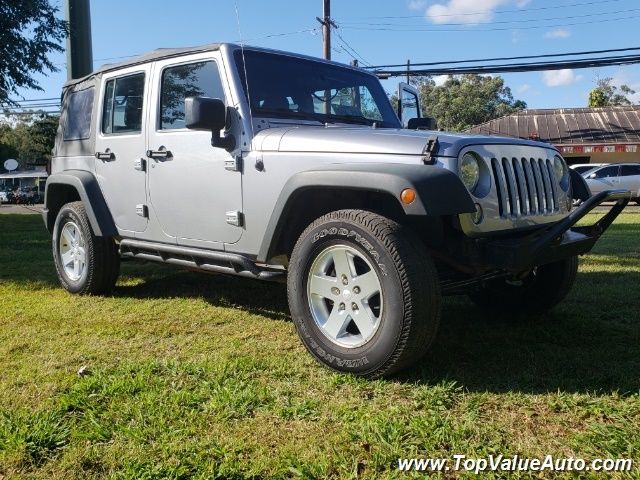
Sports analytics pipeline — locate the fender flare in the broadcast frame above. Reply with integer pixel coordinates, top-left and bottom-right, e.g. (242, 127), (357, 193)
(257, 163), (475, 262)
(44, 170), (117, 237)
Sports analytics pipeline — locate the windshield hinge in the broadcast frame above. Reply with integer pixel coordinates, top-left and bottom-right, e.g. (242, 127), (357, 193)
(422, 135), (439, 164)
(224, 154), (243, 172)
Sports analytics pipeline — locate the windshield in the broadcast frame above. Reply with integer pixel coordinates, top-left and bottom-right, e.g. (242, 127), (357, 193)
(234, 50), (401, 128)
(572, 166), (595, 174)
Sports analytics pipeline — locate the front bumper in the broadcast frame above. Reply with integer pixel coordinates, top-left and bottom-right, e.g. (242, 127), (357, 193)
(481, 189), (630, 272)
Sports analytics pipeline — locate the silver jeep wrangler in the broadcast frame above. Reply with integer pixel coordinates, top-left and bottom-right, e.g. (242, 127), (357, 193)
(44, 43), (630, 377)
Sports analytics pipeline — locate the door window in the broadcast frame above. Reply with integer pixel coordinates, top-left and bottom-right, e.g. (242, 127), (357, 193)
(63, 87), (94, 140)
(101, 73), (145, 134)
(621, 165), (640, 176)
(592, 166), (619, 178)
(160, 61), (225, 130)
(400, 89), (420, 127)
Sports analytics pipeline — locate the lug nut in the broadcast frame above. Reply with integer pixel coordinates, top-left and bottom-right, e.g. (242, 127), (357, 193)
(331, 287), (340, 295)
(341, 275), (349, 285)
(351, 302), (359, 312)
(353, 286), (360, 294)
(339, 302), (345, 311)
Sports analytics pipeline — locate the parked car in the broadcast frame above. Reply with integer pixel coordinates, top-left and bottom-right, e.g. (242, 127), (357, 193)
(570, 163), (607, 175)
(583, 164), (640, 204)
(43, 43), (631, 378)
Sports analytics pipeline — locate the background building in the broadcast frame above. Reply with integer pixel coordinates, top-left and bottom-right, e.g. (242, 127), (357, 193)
(467, 105), (640, 165)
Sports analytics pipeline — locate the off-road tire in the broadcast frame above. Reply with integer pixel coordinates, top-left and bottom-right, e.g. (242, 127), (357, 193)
(468, 256), (579, 314)
(52, 201), (120, 295)
(287, 209), (441, 378)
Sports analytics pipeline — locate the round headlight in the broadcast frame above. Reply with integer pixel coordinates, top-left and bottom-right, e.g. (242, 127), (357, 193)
(553, 155), (567, 181)
(460, 152), (480, 193)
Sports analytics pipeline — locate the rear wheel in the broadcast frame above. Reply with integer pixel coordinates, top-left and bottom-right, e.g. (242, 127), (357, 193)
(287, 210), (441, 378)
(468, 256), (578, 314)
(52, 201), (120, 295)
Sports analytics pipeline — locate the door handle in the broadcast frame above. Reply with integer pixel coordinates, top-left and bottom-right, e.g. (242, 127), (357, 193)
(146, 146), (173, 160)
(95, 149), (115, 161)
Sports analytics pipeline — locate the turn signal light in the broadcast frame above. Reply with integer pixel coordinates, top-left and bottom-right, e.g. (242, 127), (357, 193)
(400, 188), (417, 205)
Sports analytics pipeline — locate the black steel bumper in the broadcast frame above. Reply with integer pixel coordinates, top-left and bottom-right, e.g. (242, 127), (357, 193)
(483, 190), (630, 272)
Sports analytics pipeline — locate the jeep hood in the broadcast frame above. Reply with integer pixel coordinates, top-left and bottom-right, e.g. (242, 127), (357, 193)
(253, 124), (558, 157)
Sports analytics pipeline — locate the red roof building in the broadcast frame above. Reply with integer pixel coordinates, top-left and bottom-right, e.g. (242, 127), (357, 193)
(467, 106), (640, 165)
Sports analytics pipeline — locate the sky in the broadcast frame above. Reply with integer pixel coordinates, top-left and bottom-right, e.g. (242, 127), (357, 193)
(13, 0), (640, 110)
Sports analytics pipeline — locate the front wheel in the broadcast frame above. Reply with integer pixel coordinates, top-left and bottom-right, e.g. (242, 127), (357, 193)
(468, 256), (579, 314)
(52, 201), (120, 295)
(287, 210), (441, 378)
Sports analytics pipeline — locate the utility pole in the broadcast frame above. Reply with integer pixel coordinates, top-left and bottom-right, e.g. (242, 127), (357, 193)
(316, 0), (336, 60)
(64, 0), (93, 80)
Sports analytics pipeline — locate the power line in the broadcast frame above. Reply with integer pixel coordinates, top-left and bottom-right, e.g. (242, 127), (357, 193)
(339, 7), (640, 28)
(339, 0), (625, 20)
(365, 46), (640, 69)
(342, 12), (640, 33)
(334, 31), (372, 67)
(373, 54), (640, 77)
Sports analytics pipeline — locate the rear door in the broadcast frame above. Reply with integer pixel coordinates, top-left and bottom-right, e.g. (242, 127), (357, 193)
(94, 66), (150, 234)
(146, 52), (242, 249)
(619, 164), (640, 198)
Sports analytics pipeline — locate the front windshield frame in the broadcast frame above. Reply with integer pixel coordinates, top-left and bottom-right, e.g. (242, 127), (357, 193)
(234, 49), (401, 129)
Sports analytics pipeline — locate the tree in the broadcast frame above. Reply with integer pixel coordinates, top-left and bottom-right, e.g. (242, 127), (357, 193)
(0, 115), (59, 169)
(0, 1), (68, 105)
(414, 74), (526, 132)
(588, 77), (637, 107)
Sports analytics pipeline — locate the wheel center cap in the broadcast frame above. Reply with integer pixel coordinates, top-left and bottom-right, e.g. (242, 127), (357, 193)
(342, 289), (352, 300)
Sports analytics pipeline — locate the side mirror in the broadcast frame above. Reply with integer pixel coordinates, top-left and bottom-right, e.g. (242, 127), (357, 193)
(185, 97), (235, 151)
(407, 117), (437, 130)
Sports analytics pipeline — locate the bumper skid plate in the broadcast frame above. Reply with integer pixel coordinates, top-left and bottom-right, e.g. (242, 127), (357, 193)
(485, 189), (630, 272)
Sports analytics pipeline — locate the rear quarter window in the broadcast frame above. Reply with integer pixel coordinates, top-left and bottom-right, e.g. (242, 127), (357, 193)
(63, 87), (95, 141)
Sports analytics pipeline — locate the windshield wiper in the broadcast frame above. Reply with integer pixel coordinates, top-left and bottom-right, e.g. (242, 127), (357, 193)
(254, 108), (323, 123)
(324, 114), (375, 126)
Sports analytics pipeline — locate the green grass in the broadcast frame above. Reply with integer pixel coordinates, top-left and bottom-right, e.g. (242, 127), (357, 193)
(1, 213), (639, 479)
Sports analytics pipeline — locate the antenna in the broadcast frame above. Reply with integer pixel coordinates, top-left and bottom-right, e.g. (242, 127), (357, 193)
(234, 0), (254, 136)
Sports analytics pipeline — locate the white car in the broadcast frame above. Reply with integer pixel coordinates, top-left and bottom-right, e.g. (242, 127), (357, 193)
(584, 164), (640, 204)
(0, 191), (8, 203)
(570, 163), (607, 175)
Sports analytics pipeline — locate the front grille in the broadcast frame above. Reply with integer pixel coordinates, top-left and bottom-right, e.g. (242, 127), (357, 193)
(491, 157), (559, 217)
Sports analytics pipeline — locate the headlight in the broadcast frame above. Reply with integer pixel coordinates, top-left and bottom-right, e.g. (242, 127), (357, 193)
(460, 152), (480, 193)
(553, 155), (567, 181)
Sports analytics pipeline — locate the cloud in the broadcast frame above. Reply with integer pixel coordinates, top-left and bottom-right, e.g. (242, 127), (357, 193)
(542, 69), (584, 87)
(544, 28), (571, 39)
(517, 84), (531, 93)
(424, 0), (531, 24)
(433, 75), (449, 86)
(408, 0), (427, 10)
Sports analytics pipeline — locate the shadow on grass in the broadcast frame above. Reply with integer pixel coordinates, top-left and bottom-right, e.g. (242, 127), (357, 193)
(113, 264), (640, 395)
(115, 263), (290, 322)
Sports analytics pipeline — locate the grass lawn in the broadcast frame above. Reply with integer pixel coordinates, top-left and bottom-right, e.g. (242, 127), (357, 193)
(0, 213), (639, 479)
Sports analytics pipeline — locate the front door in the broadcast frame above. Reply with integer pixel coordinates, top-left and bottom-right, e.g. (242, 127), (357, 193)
(587, 165), (621, 194)
(94, 66), (150, 234)
(146, 53), (242, 248)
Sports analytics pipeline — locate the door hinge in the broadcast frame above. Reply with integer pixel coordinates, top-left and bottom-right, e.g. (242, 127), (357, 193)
(134, 158), (146, 171)
(225, 210), (244, 227)
(135, 204), (148, 218)
(224, 155), (243, 172)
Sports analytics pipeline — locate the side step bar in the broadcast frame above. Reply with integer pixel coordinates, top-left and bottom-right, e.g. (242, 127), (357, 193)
(119, 239), (285, 282)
